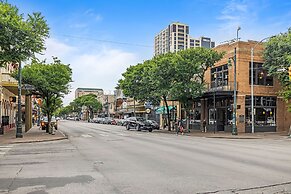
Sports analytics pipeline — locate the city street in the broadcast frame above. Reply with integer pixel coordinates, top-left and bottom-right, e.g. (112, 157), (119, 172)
(0, 120), (291, 194)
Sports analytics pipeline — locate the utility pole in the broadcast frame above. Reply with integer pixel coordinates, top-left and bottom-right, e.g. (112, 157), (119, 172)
(16, 61), (23, 138)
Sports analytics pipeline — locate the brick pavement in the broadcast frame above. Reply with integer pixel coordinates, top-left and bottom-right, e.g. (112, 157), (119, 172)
(0, 125), (67, 145)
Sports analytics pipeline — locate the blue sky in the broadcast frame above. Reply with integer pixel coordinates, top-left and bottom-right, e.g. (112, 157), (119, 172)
(8, 0), (291, 105)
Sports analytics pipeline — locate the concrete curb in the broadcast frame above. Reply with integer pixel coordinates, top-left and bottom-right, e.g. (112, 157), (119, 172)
(10, 136), (68, 144)
(205, 136), (262, 139)
(153, 130), (288, 140)
(58, 130), (68, 138)
(0, 129), (68, 145)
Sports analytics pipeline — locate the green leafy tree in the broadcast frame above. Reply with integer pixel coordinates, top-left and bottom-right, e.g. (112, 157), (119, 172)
(150, 53), (178, 130)
(73, 94), (102, 119)
(119, 53), (178, 130)
(20, 58), (72, 133)
(0, 1), (49, 65)
(118, 60), (160, 113)
(118, 48), (224, 131)
(263, 28), (291, 111)
(57, 105), (74, 118)
(171, 48), (224, 130)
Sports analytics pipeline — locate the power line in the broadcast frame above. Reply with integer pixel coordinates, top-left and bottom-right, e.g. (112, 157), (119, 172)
(52, 33), (153, 48)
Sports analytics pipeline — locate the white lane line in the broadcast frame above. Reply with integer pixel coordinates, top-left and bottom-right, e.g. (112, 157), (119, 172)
(0, 145), (13, 148)
(0, 148), (12, 150)
(81, 134), (93, 138)
(0, 146), (12, 157)
(99, 134), (109, 137)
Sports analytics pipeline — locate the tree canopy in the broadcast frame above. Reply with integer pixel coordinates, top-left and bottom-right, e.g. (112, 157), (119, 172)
(20, 57), (72, 132)
(0, 1), (49, 65)
(118, 47), (224, 130)
(72, 94), (102, 119)
(264, 28), (291, 110)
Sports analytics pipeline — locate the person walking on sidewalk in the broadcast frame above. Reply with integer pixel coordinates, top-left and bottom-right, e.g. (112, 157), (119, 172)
(202, 119), (207, 132)
(176, 118), (184, 135)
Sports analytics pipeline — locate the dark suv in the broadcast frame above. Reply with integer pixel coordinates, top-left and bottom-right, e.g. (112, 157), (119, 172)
(125, 117), (153, 132)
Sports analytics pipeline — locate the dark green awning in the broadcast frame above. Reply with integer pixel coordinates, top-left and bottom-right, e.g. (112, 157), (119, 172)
(155, 106), (174, 114)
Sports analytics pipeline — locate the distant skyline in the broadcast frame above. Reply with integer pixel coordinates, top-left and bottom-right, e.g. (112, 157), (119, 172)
(8, 0), (291, 105)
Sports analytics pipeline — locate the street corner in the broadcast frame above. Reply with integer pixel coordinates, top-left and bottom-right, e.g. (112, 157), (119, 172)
(0, 126), (68, 145)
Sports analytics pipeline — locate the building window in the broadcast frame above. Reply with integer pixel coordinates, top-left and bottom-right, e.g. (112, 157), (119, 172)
(249, 62), (273, 86)
(172, 24), (176, 32)
(211, 64), (228, 88)
(245, 96), (276, 126)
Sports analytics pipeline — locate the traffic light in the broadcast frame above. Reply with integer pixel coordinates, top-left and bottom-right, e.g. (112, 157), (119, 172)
(289, 65), (291, 81)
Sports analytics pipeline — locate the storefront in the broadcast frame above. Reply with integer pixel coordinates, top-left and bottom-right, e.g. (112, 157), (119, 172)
(245, 96), (277, 132)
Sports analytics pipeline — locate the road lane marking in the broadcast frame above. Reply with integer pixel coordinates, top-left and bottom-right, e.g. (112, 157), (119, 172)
(0, 145), (13, 158)
(99, 133), (109, 137)
(81, 134), (93, 138)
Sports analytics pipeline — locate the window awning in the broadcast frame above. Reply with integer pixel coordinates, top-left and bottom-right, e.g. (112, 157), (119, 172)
(155, 106), (175, 114)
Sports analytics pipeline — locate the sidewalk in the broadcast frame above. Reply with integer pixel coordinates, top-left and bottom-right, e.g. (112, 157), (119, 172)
(0, 125), (67, 145)
(155, 129), (290, 139)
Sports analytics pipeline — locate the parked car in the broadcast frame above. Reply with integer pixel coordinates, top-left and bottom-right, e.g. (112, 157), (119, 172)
(117, 119), (127, 126)
(125, 117), (153, 132)
(98, 118), (105, 124)
(147, 120), (160, 130)
(103, 117), (113, 124)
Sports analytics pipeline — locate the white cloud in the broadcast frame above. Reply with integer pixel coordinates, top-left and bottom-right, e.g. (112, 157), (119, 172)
(213, 0), (290, 44)
(41, 37), (139, 105)
(69, 23), (88, 29)
(84, 9), (103, 22)
(217, 0), (250, 35)
(94, 14), (103, 22)
(38, 38), (77, 62)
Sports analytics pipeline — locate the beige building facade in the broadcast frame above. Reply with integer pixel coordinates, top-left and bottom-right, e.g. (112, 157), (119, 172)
(75, 88), (104, 103)
(199, 40), (291, 133)
(154, 22), (215, 55)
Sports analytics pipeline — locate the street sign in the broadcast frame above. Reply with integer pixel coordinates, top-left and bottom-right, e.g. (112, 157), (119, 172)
(144, 101), (152, 109)
(22, 84), (35, 90)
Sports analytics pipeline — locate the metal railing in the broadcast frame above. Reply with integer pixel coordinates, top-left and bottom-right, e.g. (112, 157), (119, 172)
(205, 81), (238, 92)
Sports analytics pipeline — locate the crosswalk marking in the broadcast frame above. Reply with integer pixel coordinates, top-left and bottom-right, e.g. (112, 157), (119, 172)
(0, 145), (13, 158)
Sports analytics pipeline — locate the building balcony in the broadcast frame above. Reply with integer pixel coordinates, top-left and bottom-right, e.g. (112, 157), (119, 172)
(203, 81), (238, 97)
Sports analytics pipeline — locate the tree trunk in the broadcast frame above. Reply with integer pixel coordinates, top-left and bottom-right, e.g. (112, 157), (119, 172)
(186, 108), (190, 133)
(46, 97), (52, 134)
(163, 96), (171, 131)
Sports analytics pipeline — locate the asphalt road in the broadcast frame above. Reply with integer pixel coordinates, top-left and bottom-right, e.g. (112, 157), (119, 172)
(0, 120), (291, 194)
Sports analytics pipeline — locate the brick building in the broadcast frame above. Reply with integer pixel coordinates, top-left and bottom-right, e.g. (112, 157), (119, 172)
(193, 40), (291, 133)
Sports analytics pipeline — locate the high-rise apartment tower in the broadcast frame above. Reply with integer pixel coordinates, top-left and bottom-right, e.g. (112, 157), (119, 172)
(154, 22), (215, 55)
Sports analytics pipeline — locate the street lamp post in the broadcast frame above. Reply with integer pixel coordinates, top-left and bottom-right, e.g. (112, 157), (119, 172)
(232, 47), (238, 135)
(16, 61), (23, 138)
(231, 26), (241, 136)
(250, 36), (274, 133)
(213, 72), (217, 134)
